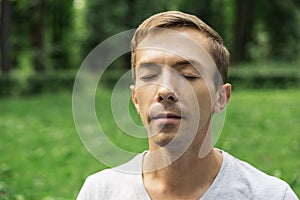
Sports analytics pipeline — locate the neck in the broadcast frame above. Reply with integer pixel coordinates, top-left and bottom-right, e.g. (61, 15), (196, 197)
(143, 125), (223, 198)
(143, 149), (222, 199)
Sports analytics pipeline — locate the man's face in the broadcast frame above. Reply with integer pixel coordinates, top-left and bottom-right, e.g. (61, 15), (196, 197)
(131, 27), (220, 150)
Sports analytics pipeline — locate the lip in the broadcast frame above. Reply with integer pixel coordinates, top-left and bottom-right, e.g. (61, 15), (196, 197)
(151, 113), (181, 120)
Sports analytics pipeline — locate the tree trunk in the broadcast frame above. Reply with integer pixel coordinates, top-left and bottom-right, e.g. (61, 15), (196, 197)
(50, 0), (73, 70)
(232, 0), (255, 64)
(1, 0), (12, 74)
(125, 0), (135, 27)
(31, 0), (45, 72)
(123, 0), (135, 70)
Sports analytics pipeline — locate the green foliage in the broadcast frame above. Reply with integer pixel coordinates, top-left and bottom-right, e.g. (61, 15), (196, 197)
(1, 0), (300, 91)
(26, 71), (76, 94)
(0, 90), (299, 198)
(0, 71), (76, 96)
(257, 0), (300, 61)
(83, 0), (128, 54)
(179, 0), (230, 42)
(5, 0), (75, 72)
(47, 0), (74, 70)
(228, 62), (300, 89)
(0, 75), (20, 96)
(0, 61), (299, 96)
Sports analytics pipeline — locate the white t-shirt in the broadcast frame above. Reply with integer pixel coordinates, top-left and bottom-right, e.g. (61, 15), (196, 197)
(77, 150), (298, 200)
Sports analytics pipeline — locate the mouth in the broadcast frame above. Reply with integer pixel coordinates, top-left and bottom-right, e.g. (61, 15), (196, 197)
(151, 113), (182, 120)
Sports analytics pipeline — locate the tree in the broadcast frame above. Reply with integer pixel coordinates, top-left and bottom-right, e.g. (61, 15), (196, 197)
(175, 0), (231, 55)
(48, 0), (74, 70)
(30, 0), (45, 71)
(232, 0), (255, 63)
(1, 0), (12, 74)
(179, 0), (213, 25)
(259, 0), (300, 60)
(83, 0), (130, 71)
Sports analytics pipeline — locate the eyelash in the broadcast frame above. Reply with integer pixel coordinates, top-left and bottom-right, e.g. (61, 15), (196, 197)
(183, 75), (198, 80)
(140, 74), (199, 81)
(140, 75), (158, 81)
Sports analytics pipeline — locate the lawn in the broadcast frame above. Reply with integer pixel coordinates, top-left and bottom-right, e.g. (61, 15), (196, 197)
(0, 89), (299, 199)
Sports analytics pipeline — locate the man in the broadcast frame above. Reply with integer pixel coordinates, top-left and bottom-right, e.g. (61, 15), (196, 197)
(77, 11), (298, 199)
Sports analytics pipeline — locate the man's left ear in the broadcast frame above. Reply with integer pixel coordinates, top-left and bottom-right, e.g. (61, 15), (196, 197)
(213, 83), (231, 113)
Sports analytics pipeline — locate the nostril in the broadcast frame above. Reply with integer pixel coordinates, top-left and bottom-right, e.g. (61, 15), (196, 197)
(168, 95), (174, 101)
(157, 92), (178, 103)
(159, 96), (164, 101)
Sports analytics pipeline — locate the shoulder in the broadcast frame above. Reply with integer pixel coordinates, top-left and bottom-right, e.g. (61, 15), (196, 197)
(77, 168), (143, 200)
(218, 151), (298, 199)
(226, 151), (285, 185)
(76, 169), (119, 200)
(84, 168), (121, 186)
(76, 153), (145, 200)
(81, 151), (145, 187)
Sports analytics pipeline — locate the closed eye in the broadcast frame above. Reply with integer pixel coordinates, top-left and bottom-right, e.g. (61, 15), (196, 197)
(182, 74), (199, 81)
(140, 74), (158, 81)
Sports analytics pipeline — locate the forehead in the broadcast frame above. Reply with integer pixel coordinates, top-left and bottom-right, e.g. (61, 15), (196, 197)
(135, 27), (214, 68)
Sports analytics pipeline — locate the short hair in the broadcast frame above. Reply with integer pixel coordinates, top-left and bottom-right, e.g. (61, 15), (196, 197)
(131, 11), (230, 83)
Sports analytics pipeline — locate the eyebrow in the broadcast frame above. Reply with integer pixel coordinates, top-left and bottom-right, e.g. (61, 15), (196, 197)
(173, 59), (202, 69)
(137, 62), (162, 69)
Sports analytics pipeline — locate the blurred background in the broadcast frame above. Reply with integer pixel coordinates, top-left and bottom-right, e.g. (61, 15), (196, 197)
(1, 0), (300, 92)
(0, 0), (299, 199)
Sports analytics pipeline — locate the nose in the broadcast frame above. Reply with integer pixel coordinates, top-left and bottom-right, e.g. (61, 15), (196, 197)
(157, 90), (178, 103)
(156, 68), (178, 104)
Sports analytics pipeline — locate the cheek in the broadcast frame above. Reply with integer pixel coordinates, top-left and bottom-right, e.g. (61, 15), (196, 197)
(199, 89), (212, 107)
(193, 82), (213, 112)
(136, 86), (155, 104)
(135, 86), (156, 117)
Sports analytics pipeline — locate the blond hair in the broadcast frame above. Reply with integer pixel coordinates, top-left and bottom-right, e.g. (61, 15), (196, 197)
(131, 11), (230, 83)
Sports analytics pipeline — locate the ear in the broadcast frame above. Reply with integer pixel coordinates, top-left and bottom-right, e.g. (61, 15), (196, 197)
(130, 85), (140, 114)
(213, 83), (231, 113)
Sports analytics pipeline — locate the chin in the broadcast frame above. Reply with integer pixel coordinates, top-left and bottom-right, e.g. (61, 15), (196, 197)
(152, 134), (174, 147)
(155, 133), (198, 154)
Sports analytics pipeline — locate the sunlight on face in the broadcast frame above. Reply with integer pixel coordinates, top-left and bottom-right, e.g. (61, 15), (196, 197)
(132, 27), (219, 151)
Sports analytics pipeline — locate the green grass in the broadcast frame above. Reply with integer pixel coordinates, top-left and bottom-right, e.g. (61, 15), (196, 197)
(0, 89), (299, 199)
(0, 94), (102, 200)
(217, 89), (300, 194)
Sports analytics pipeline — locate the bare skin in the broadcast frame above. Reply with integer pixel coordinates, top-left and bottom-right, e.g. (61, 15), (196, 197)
(131, 27), (231, 199)
(143, 144), (223, 199)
